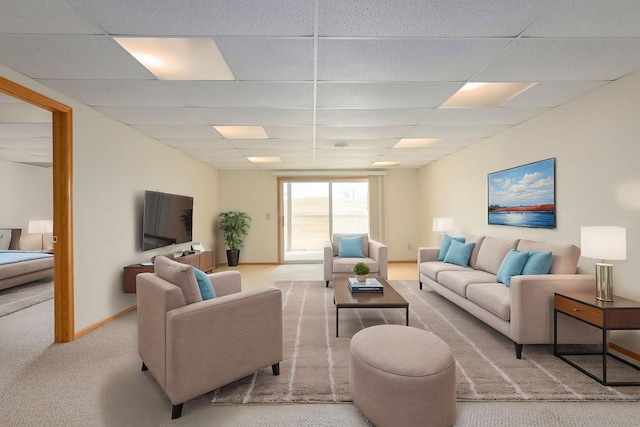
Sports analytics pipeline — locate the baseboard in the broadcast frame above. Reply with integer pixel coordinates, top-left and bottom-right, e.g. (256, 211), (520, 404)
(389, 260), (417, 263)
(74, 304), (136, 340)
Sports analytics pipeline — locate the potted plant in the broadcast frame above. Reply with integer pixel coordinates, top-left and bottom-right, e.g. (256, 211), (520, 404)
(353, 262), (370, 282)
(218, 211), (251, 267)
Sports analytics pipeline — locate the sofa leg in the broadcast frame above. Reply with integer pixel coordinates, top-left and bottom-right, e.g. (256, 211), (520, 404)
(515, 343), (523, 359)
(272, 363), (280, 376)
(171, 403), (183, 419)
(141, 362), (148, 371)
(326, 281), (329, 287)
(419, 281), (422, 290)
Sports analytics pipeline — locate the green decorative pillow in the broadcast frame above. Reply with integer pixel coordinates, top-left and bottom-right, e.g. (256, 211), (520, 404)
(437, 234), (465, 261)
(338, 236), (364, 258)
(193, 267), (216, 300)
(497, 249), (530, 287)
(443, 239), (475, 267)
(522, 250), (553, 275)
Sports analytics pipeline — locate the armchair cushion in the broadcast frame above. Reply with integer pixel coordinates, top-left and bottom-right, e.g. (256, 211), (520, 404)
(193, 267), (216, 300)
(338, 235), (365, 258)
(154, 256), (203, 305)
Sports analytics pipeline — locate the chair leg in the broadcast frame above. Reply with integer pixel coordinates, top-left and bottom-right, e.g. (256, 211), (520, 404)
(326, 280), (329, 287)
(272, 363), (280, 376)
(171, 403), (183, 419)
(515, 343), (523, 359)
(419, 281), (422, 290)
(141, 362), (148, 371)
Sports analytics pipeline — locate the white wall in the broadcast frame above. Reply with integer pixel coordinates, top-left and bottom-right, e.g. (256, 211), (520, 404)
(418, 70), (640, 352)
(385, 169), (420, 261)
(0, 160), (52, 250)
(0, 65), (219, 332)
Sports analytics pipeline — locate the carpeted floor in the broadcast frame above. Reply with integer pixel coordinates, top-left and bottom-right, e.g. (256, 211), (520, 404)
(0, 278), (53, 317)
(210, 280), (640, 405)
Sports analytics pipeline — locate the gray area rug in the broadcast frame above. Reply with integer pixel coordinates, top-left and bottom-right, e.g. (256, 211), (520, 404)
(0, 279), (54, 317)
(210, 280), (640, 405)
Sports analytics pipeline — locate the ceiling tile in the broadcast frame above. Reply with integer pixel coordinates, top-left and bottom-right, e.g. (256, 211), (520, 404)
(216, 37), (314, 81)
(318, 0), (554, 37)
(501, 81), (609, 107)
(316, 109), (430, 126)
(475, 38), (640, 81)
(407, 125), (510, 138)
(193, 108), (312, 126)
(315, 126), (409, 139)
(131, 125), (221, 139)
(95, 107), (208, 125)
(318, 38), (511, 81)
(420, 108), (550, 126)
(66, 0), (314, 36)
(0, 0), (103, 34)
(317, 82), (460, 108)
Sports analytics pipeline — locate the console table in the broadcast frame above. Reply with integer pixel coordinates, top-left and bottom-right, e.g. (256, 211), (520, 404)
(554, 291), (640, 386)
(123, 251), (214, 293)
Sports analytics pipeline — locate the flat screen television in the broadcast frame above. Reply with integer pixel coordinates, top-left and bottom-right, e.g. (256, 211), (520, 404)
(142, 190), (193, 252)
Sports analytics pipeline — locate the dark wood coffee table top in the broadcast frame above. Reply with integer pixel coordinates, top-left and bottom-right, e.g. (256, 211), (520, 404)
(334, 277), (408, 308)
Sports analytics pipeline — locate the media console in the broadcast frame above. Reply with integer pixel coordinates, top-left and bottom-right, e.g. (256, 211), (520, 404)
(123, 250), (214, 293)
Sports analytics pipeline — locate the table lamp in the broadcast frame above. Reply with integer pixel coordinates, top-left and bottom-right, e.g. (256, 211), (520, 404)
(432, 217), (453, 244)
(28, 219), (53, 251)
(580, 226), (627, 302)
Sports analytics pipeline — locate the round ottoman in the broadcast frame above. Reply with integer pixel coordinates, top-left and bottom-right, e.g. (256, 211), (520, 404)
(349, 325), (456, 427)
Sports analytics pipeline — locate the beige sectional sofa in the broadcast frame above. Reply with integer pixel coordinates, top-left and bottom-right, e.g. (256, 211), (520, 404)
(418, 235), (599, 359)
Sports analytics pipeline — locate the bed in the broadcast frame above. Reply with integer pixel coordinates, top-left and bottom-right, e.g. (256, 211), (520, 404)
(0, 228), (54, 291)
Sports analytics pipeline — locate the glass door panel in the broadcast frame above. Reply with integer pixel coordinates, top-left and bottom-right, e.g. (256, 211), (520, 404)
(283, 182), (329, 262)
(331, 181), (369, 234)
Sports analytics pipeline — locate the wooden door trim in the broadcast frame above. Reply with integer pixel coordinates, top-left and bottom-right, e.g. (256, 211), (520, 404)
(0, 77), (75, 342)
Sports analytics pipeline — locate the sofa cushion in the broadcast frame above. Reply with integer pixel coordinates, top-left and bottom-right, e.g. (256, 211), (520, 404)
(516, 239), (580, 274)
(464, 235), (485, 269)
(154, 256), (203, 304)
(475, 236), (519, 275)
(333, 233), (369, 257)
(338, 235), (364, 258)
(193, 267), (216, 300)
(419, 261), (468, 282)
(522, 250), (553, 276)
(437, 270), (497, 298)
(443, 239), (475, 267)
(496, 249), (529, 287)
(437, 234), (465, 261)
(333, 257), (379, 274)
(466, 283), (510, 321)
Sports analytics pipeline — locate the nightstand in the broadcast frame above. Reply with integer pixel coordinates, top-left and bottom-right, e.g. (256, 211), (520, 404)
(554, 291), (640, 386)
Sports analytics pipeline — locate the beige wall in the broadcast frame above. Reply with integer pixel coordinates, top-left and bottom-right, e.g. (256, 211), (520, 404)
(0, 65), (219, 332)
(0, 160), (52, 250)
(418, 70), (640, 352)
(217, 169), (420, 263)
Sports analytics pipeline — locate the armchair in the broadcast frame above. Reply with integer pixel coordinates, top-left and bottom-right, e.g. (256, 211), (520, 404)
(323, 233), (388, 287)
(136, 257), (283, 419)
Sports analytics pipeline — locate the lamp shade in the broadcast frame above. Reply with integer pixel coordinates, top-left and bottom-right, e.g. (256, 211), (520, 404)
(28, 219), (53, 234)
(432, 217), (454, 232)
(580, 226), (627, 260)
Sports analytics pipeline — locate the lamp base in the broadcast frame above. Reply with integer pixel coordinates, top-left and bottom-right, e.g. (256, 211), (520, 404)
(595, 262), (614, 302)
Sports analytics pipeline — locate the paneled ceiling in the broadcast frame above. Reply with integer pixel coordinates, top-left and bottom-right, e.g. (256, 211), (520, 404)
(1, 0), (640, 170)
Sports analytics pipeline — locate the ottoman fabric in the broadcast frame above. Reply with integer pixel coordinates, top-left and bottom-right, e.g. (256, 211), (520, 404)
(350, 325), (456, 427)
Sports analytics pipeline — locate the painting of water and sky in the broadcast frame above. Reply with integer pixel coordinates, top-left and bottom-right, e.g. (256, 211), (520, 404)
(488, 158), (555, 229)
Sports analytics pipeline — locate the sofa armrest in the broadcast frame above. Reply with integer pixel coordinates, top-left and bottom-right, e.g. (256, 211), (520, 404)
(207, 270), (241, 297)
(368, 239), (388, 279)
(165, 286), (283, 405)
(323, 240), (334, 281)
(509, 274), (596, 344)
(418, 247), (439, 263)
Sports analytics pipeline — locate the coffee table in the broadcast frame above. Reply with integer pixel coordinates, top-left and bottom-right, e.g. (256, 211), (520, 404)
(333, 277), (409, 337)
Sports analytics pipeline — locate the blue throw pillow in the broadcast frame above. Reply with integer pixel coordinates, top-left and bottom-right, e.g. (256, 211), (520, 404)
(443, 239), (475, 267)
(496, 249), (530, 287)
(192, 267), (216, 300)
(522, 250), (553, 275)
(437, 234), (465, 261)
(338, 236), (364, 258)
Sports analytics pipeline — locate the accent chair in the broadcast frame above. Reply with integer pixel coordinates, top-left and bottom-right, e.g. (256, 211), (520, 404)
(323, 233), (388, 287)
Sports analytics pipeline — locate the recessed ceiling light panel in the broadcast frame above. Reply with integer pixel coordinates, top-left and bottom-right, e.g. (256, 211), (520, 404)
(114, 37), (235, 80)
(394, 138), (441, 148)
(440, 82), (537, 108)
(372, 161), (401, 167)
(213, 126), (268, 139)
(248, 156), (281, 164)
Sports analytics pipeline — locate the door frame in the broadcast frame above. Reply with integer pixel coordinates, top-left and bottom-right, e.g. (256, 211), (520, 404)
(0, 77), (75, 343)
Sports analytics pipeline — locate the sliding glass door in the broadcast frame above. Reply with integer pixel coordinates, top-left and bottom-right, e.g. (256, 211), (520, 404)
(281, 179), (368, 263)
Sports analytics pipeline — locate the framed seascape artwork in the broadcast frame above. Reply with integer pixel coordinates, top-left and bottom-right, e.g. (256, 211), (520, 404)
(488, 158), (556, 229)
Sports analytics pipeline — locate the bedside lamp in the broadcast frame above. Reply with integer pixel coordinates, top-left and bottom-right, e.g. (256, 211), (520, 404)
(432, 217), (453, 243)
(580, 226), (627, 302)
(28, 219), (53, 251)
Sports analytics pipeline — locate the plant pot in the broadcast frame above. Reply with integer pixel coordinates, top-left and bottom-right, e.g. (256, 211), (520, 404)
(356, 274), (368, 282)
(226, 249), (240, 267)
